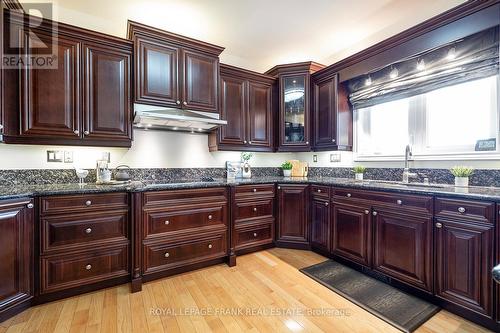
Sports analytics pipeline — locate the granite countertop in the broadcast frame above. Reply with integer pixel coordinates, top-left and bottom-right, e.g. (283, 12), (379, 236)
(1, 176), (500, 202)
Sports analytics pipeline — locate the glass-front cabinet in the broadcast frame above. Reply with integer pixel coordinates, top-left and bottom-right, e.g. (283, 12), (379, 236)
(266, 62), (324, 152)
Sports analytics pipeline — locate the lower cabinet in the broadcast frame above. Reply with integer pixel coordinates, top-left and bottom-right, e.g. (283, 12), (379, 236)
(276, 184), (309, 248)
(331, 202), (372, 267)
(372, 208), (433, 292)
(435, 217), (494, 317)
(311, 196), (331, 253)
(0, 198), (34, 322)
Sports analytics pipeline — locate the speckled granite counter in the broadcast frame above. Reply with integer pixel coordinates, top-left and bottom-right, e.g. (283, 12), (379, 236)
(2, 176), (500, 202)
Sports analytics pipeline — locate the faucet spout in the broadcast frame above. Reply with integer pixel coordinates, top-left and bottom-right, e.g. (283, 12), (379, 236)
(403, 145), (417, 183)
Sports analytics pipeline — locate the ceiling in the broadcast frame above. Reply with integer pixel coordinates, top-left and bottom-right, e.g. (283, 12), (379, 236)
(26, 0), (466, 72)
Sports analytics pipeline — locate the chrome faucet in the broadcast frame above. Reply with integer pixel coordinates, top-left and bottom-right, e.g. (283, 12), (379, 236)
(402, 144), (417, 183)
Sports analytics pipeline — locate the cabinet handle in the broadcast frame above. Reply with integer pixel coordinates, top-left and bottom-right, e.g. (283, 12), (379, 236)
(277, 186), (281, 190)
(253, 233), (258, 237)
(164, 220), (170, 225)
(458, 207), (466, 214)
(253, 188), (257, 192)
(346, 193), (352, 198)
(183, 101), (188, 106)
(396, 200), (402, 205)
(85, 228), (92, 234)
(208, 244), (213, 249)
(306, 141), (309, 144)
(317, 189), (321, 193)
(332, 139), (336, 143)
(27, 203), (34, 209)
(176, 100), (181, 105)
(364, 210), (369, 215)
(85, 200), (92, 206)
(244, 140), (247, 144)
(372, 211), (378, 216)
(253, 207), (257, 212)
(324, 202), (329, 206)
(0, 124), (3, 130)
(84, 130), (89, 135)
(435, 222), (442, 228)
(248, 141), (252, 144)
(164, 252), (170, 258)
(74, 130), (79, 135)
(85, 264), (92, 270)
(208, 215), (213, 220)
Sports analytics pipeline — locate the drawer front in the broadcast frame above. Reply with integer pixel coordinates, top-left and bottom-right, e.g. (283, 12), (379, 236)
(311, 185), (330, 199)
(235, 184), (275, 200)
(40, 245), (129, 294)
(42, 210), (129, 253)
(143, 232), (227, 274)
(41, 193), (128, 215)
(145, 204), (226, 238)
(435, 198), (494, 223)
(333, 188), (433, 214)
(143, 188), (227, 208)
(235, 223), (273, 250)
(234, 199), (274, 222)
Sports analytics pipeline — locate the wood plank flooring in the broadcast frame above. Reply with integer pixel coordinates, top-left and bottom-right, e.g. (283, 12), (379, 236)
(0, 248), (492, 332)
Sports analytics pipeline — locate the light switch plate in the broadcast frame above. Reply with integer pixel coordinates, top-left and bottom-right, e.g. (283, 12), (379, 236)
(47, 150), (64, 162)
(64, 151), (73, 163)
(313, 155), (318, 163)
(330, 153), (341, 162)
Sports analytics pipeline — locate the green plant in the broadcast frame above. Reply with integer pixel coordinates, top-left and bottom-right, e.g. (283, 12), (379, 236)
(281, 161), (293, 170)
(353, 165), (366, 174)
(450, 166), (474, 177)
(241, 152), (254, 162)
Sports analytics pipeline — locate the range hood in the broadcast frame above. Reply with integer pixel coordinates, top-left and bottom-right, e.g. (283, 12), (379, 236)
(133, 103), (227, 133)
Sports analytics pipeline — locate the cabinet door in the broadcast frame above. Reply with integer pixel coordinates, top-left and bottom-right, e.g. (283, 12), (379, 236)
(83, 43), (132, 142)
(332, 203), (371, 267)
(20, 32), (81, 138)
(0, 199), (33, 321)
(435, 218), (493, 317)
(247, 81), (272, 149)
(219, 75), (246, 146)
(313, 77), (336, 149)
(277, 184), (309, 246)
(182, 50), (218, 112)
(373, 209), (433, 292)
(311, 198), (330, 252)
(136, 39), (179, 107)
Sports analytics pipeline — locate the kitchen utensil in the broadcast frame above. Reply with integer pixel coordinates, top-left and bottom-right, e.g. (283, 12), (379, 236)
(114, 165), (131, 181)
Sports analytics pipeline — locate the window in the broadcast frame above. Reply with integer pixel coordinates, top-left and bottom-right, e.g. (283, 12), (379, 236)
(354, 75), (499, 160)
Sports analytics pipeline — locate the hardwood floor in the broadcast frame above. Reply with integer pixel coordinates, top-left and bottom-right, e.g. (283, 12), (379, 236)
(0, 248), (492, 333)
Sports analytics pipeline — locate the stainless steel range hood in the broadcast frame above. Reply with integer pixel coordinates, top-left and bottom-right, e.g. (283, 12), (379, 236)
(133, 103), (227, 133)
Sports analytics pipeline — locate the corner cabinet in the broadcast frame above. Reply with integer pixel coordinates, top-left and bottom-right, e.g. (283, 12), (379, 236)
(128, 21), (224, 113)
(276, 184), (309, 248)
(2, 12), (133, 147)
(312, 73), (353, 151)
(265, 62), (324, 152)
(209, 64), (274, 152)
(0, 198), (34, 322)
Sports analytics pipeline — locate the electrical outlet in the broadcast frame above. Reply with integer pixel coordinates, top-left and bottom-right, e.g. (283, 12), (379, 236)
(330, 153), (341, 162)
(313, 155), (318, 163)
(64, 151), (74, 163)
(47, 150), (64, 162)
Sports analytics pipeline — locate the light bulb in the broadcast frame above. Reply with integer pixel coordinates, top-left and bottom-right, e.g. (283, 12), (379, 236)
(417, 59), (426, 71)
(446, 47), (456, 60)
(389, 67), (399, 79)
(365, 76), (372, 86)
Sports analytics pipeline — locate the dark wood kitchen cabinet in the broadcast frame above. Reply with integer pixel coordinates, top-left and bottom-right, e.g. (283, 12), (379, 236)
(276, 184), (309, 248)
(265, 62), (324, 152)
(2, 11), (133, 147)
(435, 198), (495, 318)
(311, 185), (331, 253)
(209, 64), (274, 151)
(312, 73), (353, 151)
(0, 198), (34, 322)
(128, 21), (224, 113)
(331, 202), (372, 267)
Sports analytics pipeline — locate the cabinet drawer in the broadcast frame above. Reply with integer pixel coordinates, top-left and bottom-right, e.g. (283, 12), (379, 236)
(40, 193), (128, 215)
(40, 245), (129, 294)
(145, 205), (226, 238)
(333, 188), (433, 214)
(234, 199), (274, 222)
(435, 198), (494, 223)
(235, 184), (275, 200)
(143, 188), (227, 208)
(311, 185), (330, 199)
(41, 210), (128, 253)
(143, 232), (227, 274)
(235, 223), (273, 250)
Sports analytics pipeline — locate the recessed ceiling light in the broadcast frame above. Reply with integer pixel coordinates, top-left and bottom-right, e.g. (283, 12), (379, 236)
(173, 127), (178, 130)
(446, 47), (457, 60)
(417, 59), (426, 71)
(365, 76), (372, 86)
(389, 67), (399, 79)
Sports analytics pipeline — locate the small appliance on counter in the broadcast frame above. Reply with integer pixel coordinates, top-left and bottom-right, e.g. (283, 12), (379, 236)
(289, 160), (308, 177)
(114, 165), (131, 181)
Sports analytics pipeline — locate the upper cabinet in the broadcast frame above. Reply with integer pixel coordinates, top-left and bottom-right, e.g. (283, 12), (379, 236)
(2, 11), (133, 147)
(312, 73), (353, 151)
(265, 62), (324, 152)
(128, 21), (224, 113)
(209, 64), (274, 152)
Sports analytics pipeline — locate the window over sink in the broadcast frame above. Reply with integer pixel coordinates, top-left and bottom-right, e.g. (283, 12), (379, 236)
(354, 75), (499, 160)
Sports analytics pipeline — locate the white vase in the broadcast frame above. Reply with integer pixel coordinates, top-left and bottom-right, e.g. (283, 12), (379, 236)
(355, 173), (364, 180)
(455, 177), (469, 187)
(241, 162), (252, 179)
(283, 169), (292, 177)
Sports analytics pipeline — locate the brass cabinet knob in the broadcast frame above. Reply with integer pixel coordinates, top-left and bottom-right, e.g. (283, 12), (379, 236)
(164, 252), (170, 258)
(85, 264), (92, 270)
(85, 200), (92, 206)
(436, 222), (443, 228)
(364, 210), (370, 215)
(85, 228), (92, 234)
(458, 207), (466, 214)
(164, 220), (170, 225)
(208, 244), (213, 249)
(27, 203), (34, 209)
(396, 200), (402, 205)
(253, 233), (258, 237)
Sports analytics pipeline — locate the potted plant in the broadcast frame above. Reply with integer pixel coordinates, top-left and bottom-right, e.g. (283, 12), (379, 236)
(241, 152), (254, 179)
(450, 166), (474, 187)
(353, 166), (366, 180)
(281, 161), (293, 177)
